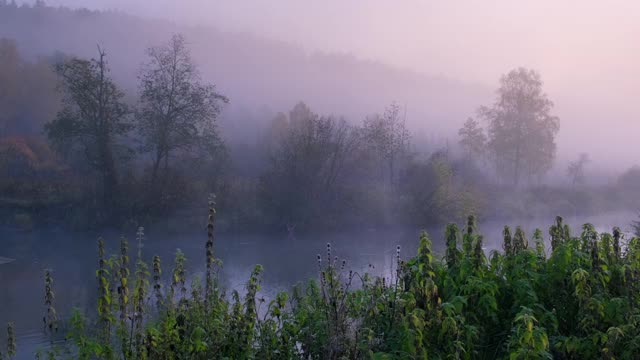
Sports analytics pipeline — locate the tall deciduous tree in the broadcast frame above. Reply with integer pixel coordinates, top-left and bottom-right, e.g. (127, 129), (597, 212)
(136, 34), (228, 187)
(458, 117), (486, 162)
(362, 102), (410, 188)
(259, 102), (361, 229)
(479, 68), (559, 186)
(45, 47), (131, 214)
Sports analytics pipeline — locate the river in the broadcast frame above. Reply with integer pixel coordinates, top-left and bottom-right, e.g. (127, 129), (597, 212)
(1, 211), (636, 359)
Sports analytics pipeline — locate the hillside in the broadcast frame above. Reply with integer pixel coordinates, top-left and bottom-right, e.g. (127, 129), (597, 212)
(0, 2), (491, 143)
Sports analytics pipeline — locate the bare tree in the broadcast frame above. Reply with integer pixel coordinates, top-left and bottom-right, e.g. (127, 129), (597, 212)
(362, 102), (410, 188)
(45, 47), (131, 214)
(259, 102), (361, 229)
(478, 68), (559, 186)
(567, 153), (590, 187)
(136, 34), (228, 188)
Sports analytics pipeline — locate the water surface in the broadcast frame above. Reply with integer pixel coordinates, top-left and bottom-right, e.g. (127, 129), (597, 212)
(1, 211), (635, 359)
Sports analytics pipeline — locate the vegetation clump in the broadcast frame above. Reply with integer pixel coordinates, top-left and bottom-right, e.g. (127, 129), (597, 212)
(2, 207), (637, 359)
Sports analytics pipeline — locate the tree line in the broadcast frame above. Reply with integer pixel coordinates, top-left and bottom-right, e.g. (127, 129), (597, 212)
(5, 30), (640, 232)
(0, 32), (487, 231)
(44, 35), (228, 223)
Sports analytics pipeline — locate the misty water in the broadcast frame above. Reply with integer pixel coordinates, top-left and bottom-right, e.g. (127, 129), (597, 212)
(1, 211), (635, 359)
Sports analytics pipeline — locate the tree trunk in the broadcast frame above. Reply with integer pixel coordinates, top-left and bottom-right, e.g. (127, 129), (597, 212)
(514, 151), (520, 187)
(151, 149), (162, 186)
(99, 134), (118, 220)
(389, 155), (395, 190)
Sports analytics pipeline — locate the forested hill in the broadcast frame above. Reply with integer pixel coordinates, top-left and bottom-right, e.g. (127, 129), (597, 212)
(0, 2), (490, 139)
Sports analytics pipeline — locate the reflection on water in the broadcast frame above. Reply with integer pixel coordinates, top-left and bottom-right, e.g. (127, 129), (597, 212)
(0, 211), (635, 359)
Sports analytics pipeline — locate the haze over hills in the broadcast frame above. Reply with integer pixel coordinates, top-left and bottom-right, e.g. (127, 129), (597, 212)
(0, 3), (491, 151)
(3, 1), (640, 173)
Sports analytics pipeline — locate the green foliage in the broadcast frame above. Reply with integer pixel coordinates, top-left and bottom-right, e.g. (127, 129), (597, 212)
(17, 205), (640, 359)
(507, 307), (552, 359)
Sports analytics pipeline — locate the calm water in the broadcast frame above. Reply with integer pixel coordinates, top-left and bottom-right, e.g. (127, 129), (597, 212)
(1, 211), (635, 359)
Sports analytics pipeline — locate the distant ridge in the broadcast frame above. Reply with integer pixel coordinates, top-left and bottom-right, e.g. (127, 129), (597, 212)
(0, 2), (491, 140)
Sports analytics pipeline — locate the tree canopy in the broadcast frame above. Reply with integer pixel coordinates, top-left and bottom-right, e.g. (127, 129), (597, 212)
(479, 68), (559, 186)
(136, 34), (228, 186)
(45, 48), (131, 217)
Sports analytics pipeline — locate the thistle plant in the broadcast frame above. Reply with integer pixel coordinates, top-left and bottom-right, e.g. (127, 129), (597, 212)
(507, 307), (551, 359)
(14, 207), (640, 360)
(513, 226), (528, 253)
(600, 232), (615, 265)
(581, 223), (597, 252)
(43, 269), (58, 337)
(132, 227), (149, 356)
(413, 231), (440, 311)
(96, 237), (113, 341)
(6, 323), (16, 359)
(116, 237), (131, 358)
(170, 249), (187, 309)
(503, 225), (513, 257)
(533, 229), (545, 259)
(590, 232), (602, 275)
(310, 243), (358, 358)
(152, 255), (162, 309)
(117, 237), (130, 322)
(133, 228), (148, 321)
(463, 215), (476, 256)
(613, 226), (622, 260)
(205, 194), (216, 310)
(445, 223), (461, 268)
(472, 234), (486, 270)
(549, 216), (567, 251)
(243, 265), (263, 335)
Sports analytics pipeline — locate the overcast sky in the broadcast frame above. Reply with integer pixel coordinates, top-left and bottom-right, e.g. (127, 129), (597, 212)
(40, 1), (639, 92)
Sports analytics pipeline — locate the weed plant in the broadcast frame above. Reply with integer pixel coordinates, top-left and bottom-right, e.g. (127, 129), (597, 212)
(6, 207), (640, 359)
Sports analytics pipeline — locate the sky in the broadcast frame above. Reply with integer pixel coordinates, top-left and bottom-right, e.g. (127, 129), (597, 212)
(19, 0), (640, 169)
(40, 1), (640, 90)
